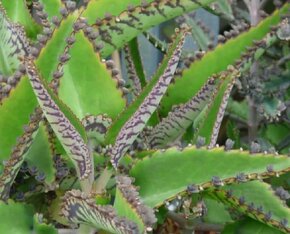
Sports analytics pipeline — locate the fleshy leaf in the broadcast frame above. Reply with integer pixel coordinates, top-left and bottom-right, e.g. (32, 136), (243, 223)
(1, 0), (41, 38)
(124, 44), (143, 96)
(193, 68), (238, 145)
(0, 107), (42, 200)
(222, 218), (285, 234)
(37, 0), (63, 21)
(33, 213), (58, 234)
(58, 31), (125, 119)
(25, 123), (56, 186)
(105, 28), (191, 147)
(130, 146), (290, 208)
(213, 181), (290, 232)
(0, 13), (77, 162)
(127, 38), (147, 88)
(143, 31), (168, 53)
(184, 14), (213, 51)
(202, 196), (233, 224)
(0, 3), (30, 75)
(160, 4), (290, 115)
(85, 0), (218, 57)
(209, 69), (238, 147)
(148, 75), (219, 148)
(24, 58), (92, 184)
(61, 189), (140, 234)
(114, 176), (156, 233)
(109, 29), (187, 168)
(82, 114), (112, 144)
(0, 200), (34, 234)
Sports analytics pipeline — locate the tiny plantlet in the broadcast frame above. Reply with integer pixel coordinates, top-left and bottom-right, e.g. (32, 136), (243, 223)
(0, 0), (289, 233)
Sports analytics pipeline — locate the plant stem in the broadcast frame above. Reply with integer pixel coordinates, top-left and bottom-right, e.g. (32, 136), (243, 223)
(93, 167), (113, 194)
(244, 0), (262, 142)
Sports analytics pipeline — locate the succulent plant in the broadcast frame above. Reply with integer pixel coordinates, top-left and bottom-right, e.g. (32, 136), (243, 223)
(0, 0), (289, 233)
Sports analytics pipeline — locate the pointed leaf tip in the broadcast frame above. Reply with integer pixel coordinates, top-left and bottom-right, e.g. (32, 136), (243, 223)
(24, 57), (92, 181)
(109, 29), (188, 168)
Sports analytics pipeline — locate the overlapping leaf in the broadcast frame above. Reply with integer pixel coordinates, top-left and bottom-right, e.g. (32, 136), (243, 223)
(1, 0), (41, 38)
(160, 3), (290, 116)
(0, 13), (77, 162)
(212, 181), (290, 232)
(108, 29), (187, 168)
(84, 0), (218, 57)
(114, 176), (156, 233)
(61, 189), (140, 234)
(24, 58), (92, 188)
(130, 146), (290, 207)
(0, 3), (30, 75)
(58, 31), (126, 119)
(0, 200), (34, 234)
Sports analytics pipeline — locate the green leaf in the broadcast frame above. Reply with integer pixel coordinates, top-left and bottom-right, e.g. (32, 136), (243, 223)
(0, 77), (37, 160)
(33, 213), (58, 234)
(58, 31), (125, 120)
(37, 0), (63, 21)
(124, 44), (143, 96)
(0, 13), (77, 162)
(222, 218), (284, 234)
(0, 108), (42, 200)
(1, 0), (41, 38)
(105, 28), (187, 146)
(24, 58), (92, 187)
(142, 31), (168, 53)
(261, 124), (290, 150)
(35, 13), (77, 81)
(62, 189), (140, 234)
(109, 29), (187, 168)
(130, 146), (290, 207)
(114, 176), (156, 233)
(127, 38), (147, 87)
(214, 0), (234, 21)
(160, 4), (290, 115)
(82, 114), (112, 144)
(84, 0), (219, 57)
(0, 3), (30, 75)
(213, 181), (290, 232)
(195, 67), (239, 146)
(226, 99), (249, 121)
(25, 123), (56, 186)
(185, 14), (212, 51)
(148, 76), (218, 148)
(0, 200), (34, 234)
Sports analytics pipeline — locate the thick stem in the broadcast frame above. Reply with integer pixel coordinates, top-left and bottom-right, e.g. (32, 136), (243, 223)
(93, 167), (113, 194)
(244, 0), (262, 142)
(247, 96), (259, 142)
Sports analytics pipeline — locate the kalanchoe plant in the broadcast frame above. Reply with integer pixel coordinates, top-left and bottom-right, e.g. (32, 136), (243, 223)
(0, 0), (290, 233)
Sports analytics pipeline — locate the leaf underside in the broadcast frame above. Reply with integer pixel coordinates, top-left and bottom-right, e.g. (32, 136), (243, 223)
(62, 189), (140, 234)
(109, 29), (188, 168)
